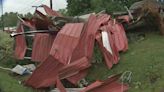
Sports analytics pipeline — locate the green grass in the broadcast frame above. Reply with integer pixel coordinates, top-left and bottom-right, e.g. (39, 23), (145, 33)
(0, 70), (33, 92)
(87, 32), (164, 92)
(0, 31), (164, 92)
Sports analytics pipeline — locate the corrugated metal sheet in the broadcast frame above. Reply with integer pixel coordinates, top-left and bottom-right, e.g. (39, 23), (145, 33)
(25, 56), (90, 89)
(69, 14), (100, 66)
(108, 20), (128, 52)
(96, 32), (114, 68)
(25, 15), (99, 90)
(80, 74), (129, 92)
(14, 23), (27, 59)
(31, 33), (56, 62)
(34, 10), (47, 19)
(59, 57), (90, 79)
(25, 55), (63, 88)
(25, 14), (128, 91)
(97, 14), (111, 26)
(50, 23), (84, 65)
(34, 10), (52, 30)
(66, 69), (88, 85)
(95, 25), (119, 68)
(42, 5), (63, 17)
(21, 18), (36, 30)
(105, 25), (120, 64)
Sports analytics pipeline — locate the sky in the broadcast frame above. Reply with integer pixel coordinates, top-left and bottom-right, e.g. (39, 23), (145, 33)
(0, 0), (67, 14)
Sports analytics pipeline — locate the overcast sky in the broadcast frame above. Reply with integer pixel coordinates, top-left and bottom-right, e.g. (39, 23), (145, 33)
(2, 0), (67, 14)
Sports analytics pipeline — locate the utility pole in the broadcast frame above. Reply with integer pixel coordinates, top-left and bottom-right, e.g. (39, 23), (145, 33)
(1, 0), (4, 31)
(50, 0), (53, 9)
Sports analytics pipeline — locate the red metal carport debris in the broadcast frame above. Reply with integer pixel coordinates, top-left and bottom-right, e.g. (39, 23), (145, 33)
(14, 23), (27, 60)
(25, 23), (87, 89)
(49, 23), (84, 65)
(80, 74), (129, 92)
(31, 33), (56, 62)
(108, 20), (128, 52)
(25, 15), (100, 91)
(24, 14), (129, 91)
(12, 4), (130, 92)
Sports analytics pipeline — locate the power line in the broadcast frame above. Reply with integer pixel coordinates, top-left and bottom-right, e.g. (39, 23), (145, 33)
(1, 0), (4, 31)
(18, 0), (44, 14)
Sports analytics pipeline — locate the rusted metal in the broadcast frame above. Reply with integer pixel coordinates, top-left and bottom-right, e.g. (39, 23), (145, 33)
(12, 4), (131, 92)
(14, 23), (27, 60)
(31, 33), (56, 62)
(25, 15), (100, 90)
(80, 74), (129, 92)
(17, 16), (35, 30)
(50, 23), (84, 65)
(96, 32), (114, 68)
(96, 25), (120, 68)
(108, 20), (128, 52)
(97, 14), (111, 25)
(42, 5), (63, 17)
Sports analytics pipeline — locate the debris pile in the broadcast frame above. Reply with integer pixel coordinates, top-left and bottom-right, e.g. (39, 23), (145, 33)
(11, 5), (129, 92)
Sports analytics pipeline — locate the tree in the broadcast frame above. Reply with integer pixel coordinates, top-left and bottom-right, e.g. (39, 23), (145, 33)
(67, 0), (92, 16)
(0, 12), (33, 28)
(24, 12), (33, 19)
(58, 9), (68, 16)
(66, 0), (142, 16)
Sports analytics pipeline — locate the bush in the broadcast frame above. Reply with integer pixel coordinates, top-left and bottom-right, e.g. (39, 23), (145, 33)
(0, 31), (16, 67)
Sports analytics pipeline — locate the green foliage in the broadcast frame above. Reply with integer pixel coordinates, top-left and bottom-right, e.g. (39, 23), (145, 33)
(2, 12), (19, 27)
(24, 12), (33, 19)
(0, 31), (15, 67)
(0, 70), (33, 92)
(67, 0), (92, 16)
(66, 0), (142, 16)
(93, 44), (103, 63)
(0, 12), (33, 28)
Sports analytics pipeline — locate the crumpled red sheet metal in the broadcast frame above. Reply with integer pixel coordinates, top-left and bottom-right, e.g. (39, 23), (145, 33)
(96, 26), (119, 69)
(25, 15), (99, 90)
(108, 20), (128, 52)
(97, 14), (111, 25)
(33, 10), (53, 30)
(66, 69), (88, 85)
(31, 33), (56, 62)
(65, 15), (100, 85)
(25, 13), (129, 91)
(25, 56), (90, 89)
(56, 58), (90, 92)
(96, 32), (114, 69)
(50, 23), (84, 65)
(106, 25), (120, 64)
(25, 55), (63, 88)
(80, 74), (129, 92)
(42, 5), (63, 17)
(34, 10), (47, 19)
(59, 57), (90, 79)
(25, 22), (87, 88)
(69, 14), (102, 65)
(21, 18), (36, 30)
(14, 23), (27, 59)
